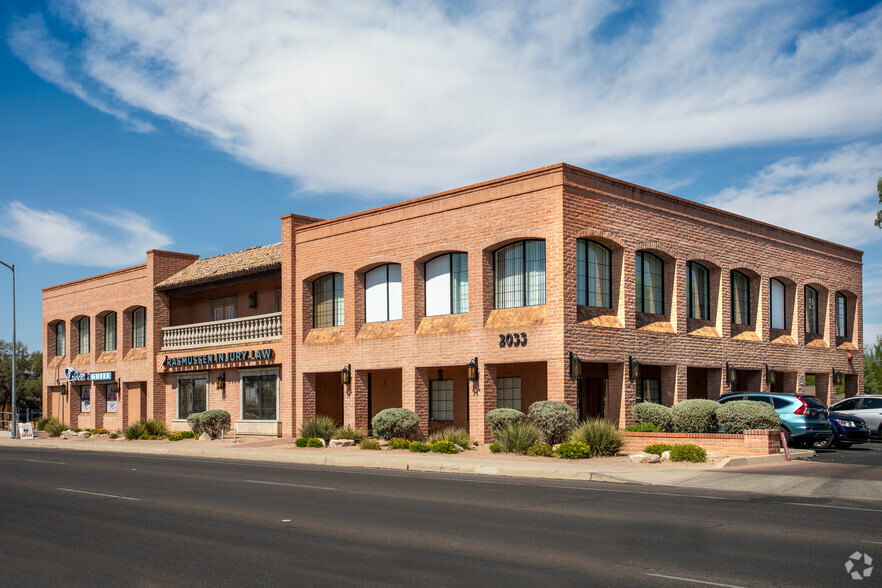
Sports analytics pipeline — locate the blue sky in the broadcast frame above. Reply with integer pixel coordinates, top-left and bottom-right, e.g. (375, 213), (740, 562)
(1, 0), (881, 353)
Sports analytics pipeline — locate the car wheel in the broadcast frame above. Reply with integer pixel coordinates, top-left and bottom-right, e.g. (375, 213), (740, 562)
(833, 441), (853, 449)
(813, 434), (834, 450)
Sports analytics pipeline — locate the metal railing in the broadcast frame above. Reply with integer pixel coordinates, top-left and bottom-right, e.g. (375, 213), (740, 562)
(161, 312), (282, 350)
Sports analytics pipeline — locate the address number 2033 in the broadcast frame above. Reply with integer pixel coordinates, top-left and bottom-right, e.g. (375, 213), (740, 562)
(499, 333), (528, 348)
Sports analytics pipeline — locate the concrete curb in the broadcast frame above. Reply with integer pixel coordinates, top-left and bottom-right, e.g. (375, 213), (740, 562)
(715, 449), (816, 468)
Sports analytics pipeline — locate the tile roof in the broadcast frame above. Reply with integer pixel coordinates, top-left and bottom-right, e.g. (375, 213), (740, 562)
(156, 243), (282, 290)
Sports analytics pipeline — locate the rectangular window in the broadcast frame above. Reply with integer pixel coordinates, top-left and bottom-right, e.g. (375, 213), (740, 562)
(837, 293), (847, 338)
(314, 273), (344, 327)
(132, 307), (146, 348)
(104, 312), (117, 351)
(637, 378), (661, 404)
(731, 271), (750, 325)
(496, 377), (522, 411)
(80, 386), (91, 413)
(55, 322), (65, 356)
(770, 279), (785, 330)
(426, 253), (469, 316)
(687, 262), (710, 320)
(494, 241), (545, 309)
(78, 316), (90, 354)
(429, 379), (454, 421)
(577, 240), (612, 308)
(178, 376), (207, 419)
(211, 297), (236, 322)
(106, 384), (118, 413)
(242, 370), (278, 420)
(365, 264), (402, 322)
(636, 252), (664, 314)
(805, 286), (819, 334)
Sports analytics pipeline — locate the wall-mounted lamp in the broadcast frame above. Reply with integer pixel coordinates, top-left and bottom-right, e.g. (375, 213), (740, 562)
(467, 357), (479, 382)
(341, 364), (351, 387)
(629, 356), (640, 381)
(568, 352), (582, 380)
(248, 291), (258, 309)
(725, 362), (737, 386)
(832, 368), (844, 386)
(436, 368), (444, 381)
(765, 364), (776, 386)
(112, 378), (120, 394)
(216, 372), (226, 399)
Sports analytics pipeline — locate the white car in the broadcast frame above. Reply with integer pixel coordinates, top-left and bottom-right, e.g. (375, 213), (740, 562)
(828, 396), (882, 436)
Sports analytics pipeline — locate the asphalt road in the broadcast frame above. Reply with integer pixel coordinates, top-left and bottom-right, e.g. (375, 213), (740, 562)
(1, 447), (880, 587)
(813, 437), (882, 466)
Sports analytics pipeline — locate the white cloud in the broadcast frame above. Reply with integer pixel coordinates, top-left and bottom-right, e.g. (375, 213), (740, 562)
(0, 202), (172, 266)
(706, 143), (882, 247)
(7, 1), (882, 195)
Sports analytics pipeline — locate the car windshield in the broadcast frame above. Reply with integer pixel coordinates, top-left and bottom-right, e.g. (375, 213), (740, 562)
(799, 396), (827, 409)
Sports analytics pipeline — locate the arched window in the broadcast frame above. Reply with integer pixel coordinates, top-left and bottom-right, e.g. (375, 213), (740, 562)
(55, 322), (66, 357)
(425, 253), (468, 316)
(494, 240), (545, 309)
(313, 273), (344, 328)
(769, 278), (786, 330)
(805, 286), (819, 334)
(365, 264), (402, 323)
(731, 271), (750, 325)
(635, 251), (664, 314)
(577, 240), (611, 308)
(836, 292), (848, 338)
(686, 262), (710, 320)
(132, 307), (146, 348)
(104, 312), (117, 351)
(78, 316), (90, 354)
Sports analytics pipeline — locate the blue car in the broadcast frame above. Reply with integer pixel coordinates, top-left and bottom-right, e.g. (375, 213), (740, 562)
(812, 410), (871, 449)
(717, 392), (832, 448)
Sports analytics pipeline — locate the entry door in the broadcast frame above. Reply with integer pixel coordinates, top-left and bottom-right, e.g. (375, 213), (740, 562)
(51, 388), (65, 421)
(128, 384), (146, 424)
(582, 378), (605, 419)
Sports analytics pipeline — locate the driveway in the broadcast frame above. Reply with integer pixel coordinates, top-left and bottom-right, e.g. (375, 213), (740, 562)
(812, 437), (882, 466)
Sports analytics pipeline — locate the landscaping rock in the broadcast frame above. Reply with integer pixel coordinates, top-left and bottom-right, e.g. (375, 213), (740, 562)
(454, 444), (465, 452)
(329, 439), (355, 447)
(198, 432), (212, 441)
(78, 431), (91, 438)
(62, 430), (77, 439)
(661, 450), (671, 462)
(629, 451), (661, 464)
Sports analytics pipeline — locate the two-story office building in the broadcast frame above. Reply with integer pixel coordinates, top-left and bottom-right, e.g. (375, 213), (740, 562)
(43, 164), (865, 443)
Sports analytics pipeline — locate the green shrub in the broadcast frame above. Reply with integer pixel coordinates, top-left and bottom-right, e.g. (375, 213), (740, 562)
(139, 433), (150, 440)
(371, 408), (420, 440)
(306, 437), (324, 448)
(644, 443), (675, 456)
(632, 402), (672, 430)
(186, 410), (232, 437)
(144, 419), (168, 437)
(555, 441), (591, 459)
(124, 421), (147, 440)
(36, 416), (59, 431)
(168, 432), (186, 441)
(489, 442), (501, 453)
(716, 400), (781, 434)
(43, 419), (67, 437)
(526, 441), (553, 457)
(670, 444), (707, 463)
(625, 422), (661, 432)
(300, 415), (338, 445)
(73, 428), (81, 432)
(430, 440), (458, 454)
(527, 400), (578, 445)
(408, 440), (430, 453)
(428, 427), (471, 449)
(486, 408), (526, 435)
(294, 437), (308, 447)
(89, 428), (109, 435)
(671, 399), (720, 433)
(570, 419), (625, 457)
(360, 439), (381, 450)
(387, 437), (411, 450)
(333, 424), (367, 442)
(495, 420), (541, 454)
(109, 432), (119, 439)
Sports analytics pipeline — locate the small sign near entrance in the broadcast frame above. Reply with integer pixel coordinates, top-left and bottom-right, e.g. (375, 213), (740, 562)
(18, 422), (34, 440)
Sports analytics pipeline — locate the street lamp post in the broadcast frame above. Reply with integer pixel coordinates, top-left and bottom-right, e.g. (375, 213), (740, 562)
(0, 260), (15, 439)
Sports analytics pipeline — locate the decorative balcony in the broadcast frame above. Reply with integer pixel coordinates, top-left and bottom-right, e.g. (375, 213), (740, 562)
(162, 312), (282, 350)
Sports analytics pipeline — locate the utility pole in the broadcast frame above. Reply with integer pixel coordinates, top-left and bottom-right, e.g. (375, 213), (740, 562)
(0, 260), (15, 439)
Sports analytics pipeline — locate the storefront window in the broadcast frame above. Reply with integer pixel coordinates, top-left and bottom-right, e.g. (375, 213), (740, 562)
(242, 370), (278, 420)
(429, 379), (454, 421)
(637, 378), (661, 404)
(497, 377), (522, 411)
(178, 375), (207, 419)
(106, 384), (118, 413)
(80, 386), (91, 413)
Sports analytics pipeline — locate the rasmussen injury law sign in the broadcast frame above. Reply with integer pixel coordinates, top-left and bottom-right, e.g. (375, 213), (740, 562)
(159, 348), (274, 370)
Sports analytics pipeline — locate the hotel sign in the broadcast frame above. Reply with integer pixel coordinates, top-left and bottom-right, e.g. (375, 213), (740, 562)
(158, 348), (274, 371)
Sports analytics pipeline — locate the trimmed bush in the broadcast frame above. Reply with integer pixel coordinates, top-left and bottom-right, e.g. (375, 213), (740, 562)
(671, 399), (720, 433)
(644, 443), (675, 456)
(632, 402), (672, 430)
(44, 419), (67, 437)
(428, 427), (471, 448)
(360, 439), (381, 450)
(527, 401), (578, 445)
(670, 444), (707, 463)
(300, 415), (338, 445)
(408, 440), (430, 453)
(333, 424), (367, 442)
(486, 408), (526, 435)
(387, 437), (411, 450)
(186, 410), (232, 437)
(144, 419), (168, 437)
(306, 437), (324, 448)
(489, 442), (501, 453)
(625, 422), (661, 432)
(371, 408), (420, 440)
(716, 400), (782, 434)
(555, 441), (591, 459)
(294, 437), (308, 447)
(495, 420), (541, 454)
(570, 419), (625, 457)
(430, 440), (458, 454)
(124, 421), (147, 440)
(526, 441), (553, 457)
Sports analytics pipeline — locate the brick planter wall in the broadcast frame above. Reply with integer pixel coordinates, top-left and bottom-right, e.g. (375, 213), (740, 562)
(622, 429), (781, 456)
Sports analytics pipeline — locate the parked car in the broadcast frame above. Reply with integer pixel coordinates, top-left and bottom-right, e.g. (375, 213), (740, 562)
(827, 396), (882, 437)
(717, 392), (832, 448)
(812, 411), (870, 449)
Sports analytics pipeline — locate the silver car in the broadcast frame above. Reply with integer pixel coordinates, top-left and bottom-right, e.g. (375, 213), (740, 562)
(829, 396), (882, 436)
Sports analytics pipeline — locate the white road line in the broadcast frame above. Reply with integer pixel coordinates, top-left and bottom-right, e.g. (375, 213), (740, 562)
(862, 540), (882, 544)
(783, 502), (882, 514)
(25, 459), (65, 465)
(646, 573), (748, 587)
(58, 488), (140, 501)
(246, 479), (337, 491)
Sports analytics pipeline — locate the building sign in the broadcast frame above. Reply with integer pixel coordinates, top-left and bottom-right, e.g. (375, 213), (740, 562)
(158, 348), (274, 371)
(63, 367), (114, 382)
(18, 422), (34, 440)
(90, 371), (114, 381)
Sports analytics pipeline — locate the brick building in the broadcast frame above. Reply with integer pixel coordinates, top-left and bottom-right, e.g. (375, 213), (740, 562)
(42, 164), (865, 442)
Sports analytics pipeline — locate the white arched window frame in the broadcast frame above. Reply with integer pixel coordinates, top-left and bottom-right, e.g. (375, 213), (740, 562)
(494, 240), (546, 309)
(770, 278), (786, 330)
(365, 264), (402, 323)
(577, 240), (612, 308)
(425, 253), (468, 316)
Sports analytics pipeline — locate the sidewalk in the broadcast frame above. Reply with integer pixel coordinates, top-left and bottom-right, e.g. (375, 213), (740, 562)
(2, 436), (879, 501)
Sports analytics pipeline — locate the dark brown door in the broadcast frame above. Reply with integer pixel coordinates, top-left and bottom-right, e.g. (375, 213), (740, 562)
(582, 378), (605, 420)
